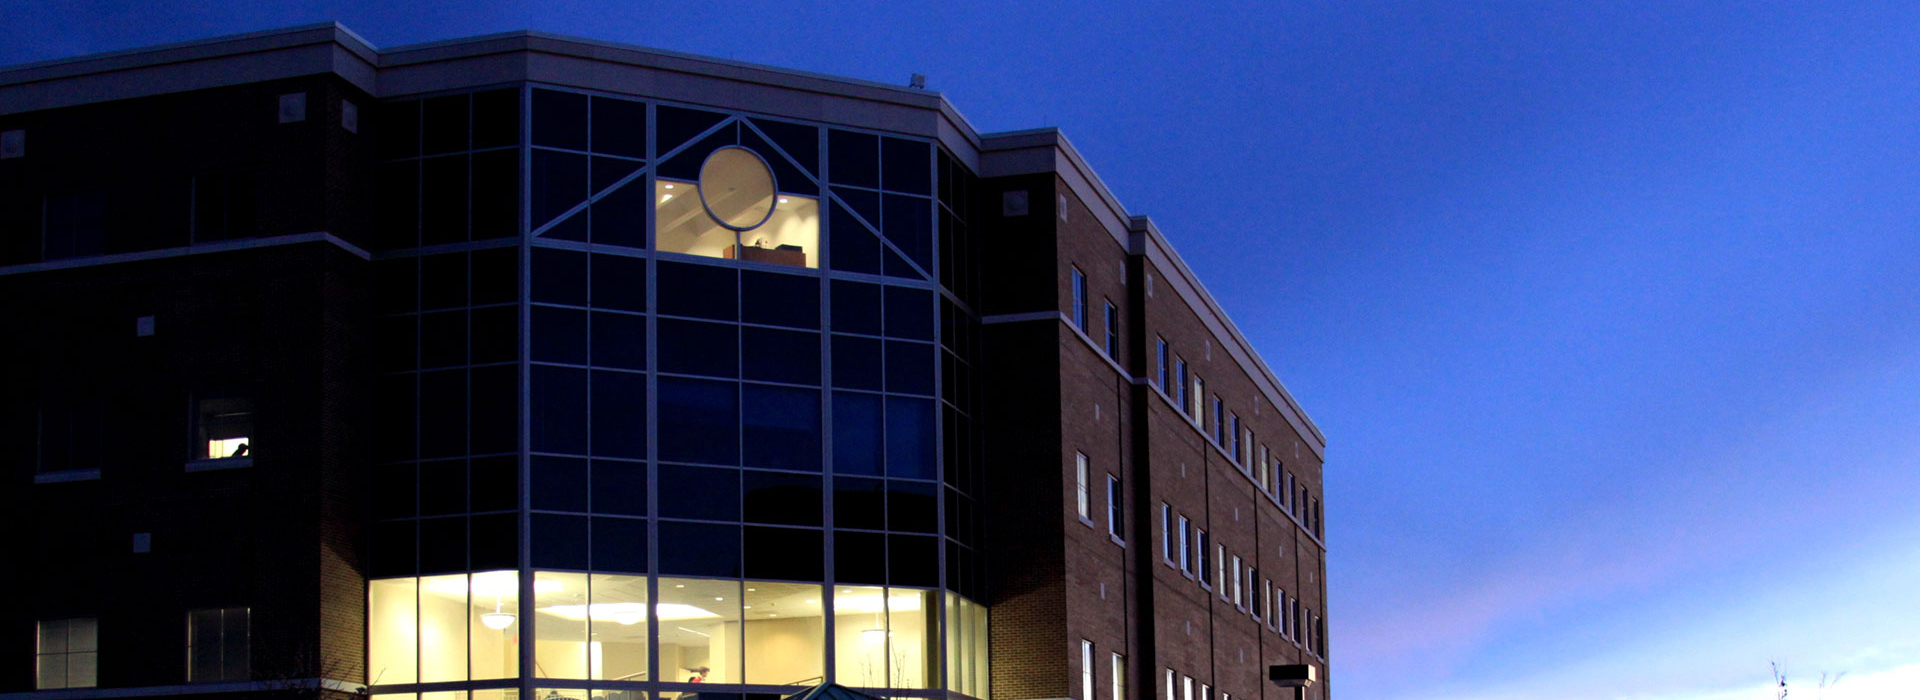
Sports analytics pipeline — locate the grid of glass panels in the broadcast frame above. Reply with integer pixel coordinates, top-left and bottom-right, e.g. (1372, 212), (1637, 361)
(367, 85), (986, 699)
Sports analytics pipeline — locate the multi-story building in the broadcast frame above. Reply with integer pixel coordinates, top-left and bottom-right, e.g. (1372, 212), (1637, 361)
(0, 23), (1330, 700)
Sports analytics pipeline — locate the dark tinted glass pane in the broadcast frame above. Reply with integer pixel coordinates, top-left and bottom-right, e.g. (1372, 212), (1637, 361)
(591, 254), (647, 311)
(657, 378), (739, 465)
(378, 99), (421, 159)
(827, 199), (880, 274)
(592, 156), (645, 193)
(532, 247), (589, 305)
(832, 186), (880, 227)
(827, 130), (879, 188)
(531, 364), (588, 454)
(658, 521), (740, 577)
(532, 305), (588, 365)
(750, 118), (819, 176)
(740, 271), (820, 329)
(471, 246), (518, 305)
(592, 460), (647, 516)
(532, 455), (589, 512)
(591, 96), (648, 158)
(882, 245), (920, 280)
(532, 88), (588, 151)
(833, 531), (886, 585)
(374, 258), (417, 314)
(830, 335), (882, 391)
(888, 534), (939, 587)
(658, 318), (738, 378)
(470, 513), (518, 570)
(591, 370), (647, 459)
(419, 370), (467, 458)
(882, 194), (933, 272)
(422, 94), (470, 155)
(375, 161), (419, 250)
(657, 261), (737, 320)
(591, 176), (648, 248)
(470, 305), (518, 365)
(421, 155), (469, 245)
(592, 517), (648, 573)
(885, 397), (935, 480)
(741, 127), (814, 197)
(471, 456), (518, 511)
(743, 526), (823, 580)
(372, 464), (416, 519)
(471, 150), (519, 240)
(420, 252), (467, 310)
(881, 138), (931, 194)
(884, 286), (935, 340)
(370, 520), (417, 578)
(544, 209), (588, 242)
(373, 375), (416, 461)
(419, 311), (467, 368)
(472, 88), (521, 149)
(532, 513), (590, 569)
(742, 327), (819, 385)
(829, 280), (881, 335)
(887, 480), (938, 533)
(658, 129), (733, 182)
(885, 340), (934, 395)
(591, 312), (647, 370)
(833, 477), (884, 530)
(742, 384), (820, 472)
(470, 364), (518, 454)
(743, 471), (822, 526)
(657, 464), (741, 521)
(373, 316), (416, 373)
(532, 149), (589, 229)
(657, 106), (728, 154)
(418, 517), (466, 573)
(832, 391), (882, 476)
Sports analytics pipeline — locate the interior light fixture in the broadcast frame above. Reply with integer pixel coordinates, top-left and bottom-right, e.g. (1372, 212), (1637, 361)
(481, 600), (516, 630)
(861, 628), (889, 645)
(612, 610), (645, 626)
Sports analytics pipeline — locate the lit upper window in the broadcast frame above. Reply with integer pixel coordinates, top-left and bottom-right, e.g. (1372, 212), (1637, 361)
(657, 146), (819, 268)
(195, 397), (253, 462)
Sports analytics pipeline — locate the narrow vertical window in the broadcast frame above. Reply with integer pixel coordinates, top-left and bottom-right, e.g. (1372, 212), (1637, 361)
(1230, 555), (1243, 606)
(1107, 474), (1124, 538)
(1229, 414), (1241, 461)
(1156, 338), (1169, 391)
(1182, 676), (1193, 700)
(1177, 516), (1192, 573)
(1166, 669), (1175, 700)
(1081, 640), (1095, 700)
(1103, 301), (1119, 356)
(1258, 447), (1270, 490)
(1071, 267), (1087, 331)
(1112, 653), (1126, 700)
(1211, 398), (1224, 444)
(1215, 544), (1226, 598)
(1161, 504), (1173, 563)
(1285, 472), (1296, 512)
(1174, 360), (1189, 412)
(1191, 376), (1205, 423)
(1075, 452), (1091, 521)
(35, 618), (97, 689)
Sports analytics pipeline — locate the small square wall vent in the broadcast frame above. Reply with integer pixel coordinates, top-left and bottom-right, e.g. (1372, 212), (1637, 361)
(0, 129), (23, 159)
(1002, 190), (1029, 217)
(279, 92), (307, 123)
(342, 100), (359, 133)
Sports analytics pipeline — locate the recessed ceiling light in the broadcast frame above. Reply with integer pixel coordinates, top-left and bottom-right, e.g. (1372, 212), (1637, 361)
(665, 183), (675, 189)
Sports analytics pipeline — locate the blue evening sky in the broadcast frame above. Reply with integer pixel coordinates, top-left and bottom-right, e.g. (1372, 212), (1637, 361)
(10, 2), (1918, 698)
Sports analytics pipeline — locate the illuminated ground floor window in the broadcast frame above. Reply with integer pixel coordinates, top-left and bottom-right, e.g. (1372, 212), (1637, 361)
(370, 574), (985, 696)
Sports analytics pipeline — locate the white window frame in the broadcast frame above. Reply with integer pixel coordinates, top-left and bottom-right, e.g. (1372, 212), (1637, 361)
(1082, 639), (1095, 700)
(1076, 452), (1091, 522)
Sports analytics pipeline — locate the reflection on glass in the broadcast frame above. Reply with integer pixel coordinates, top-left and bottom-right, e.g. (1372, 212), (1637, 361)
(369, 578), (418, 684)
(591, 574), (651, 681)
(743, 582), (824, 686)
(945, 592), (990, 698)
(657, 577), (741, 684)
(656, 169), (819, 269)
(418, 574), (468, 682)
(471, 571), (521, 679)
(832, 586), (888, 688)
(535, 571), (589, 678)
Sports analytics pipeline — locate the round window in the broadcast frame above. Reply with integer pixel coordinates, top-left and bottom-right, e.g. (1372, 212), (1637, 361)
(697, 146), (778, 231)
